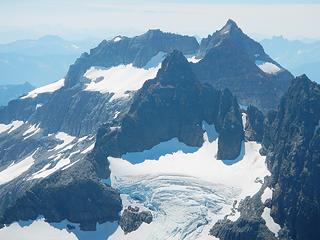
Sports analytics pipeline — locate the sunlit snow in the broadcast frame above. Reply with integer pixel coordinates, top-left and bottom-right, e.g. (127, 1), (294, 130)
(23, 124), (41, 139)
(0, 150), (37, 185)
(261, 187), (273, 204)
(83, 64), (160, 101)
(51, 132), (76, 151)
(108, 124), (271, 239)
(255, 61), (281, 74)
(261, 207), (281, 237)
(21, 78), (65, 99)
(113, 36), (122, 42)
(0, 120), (24, 134)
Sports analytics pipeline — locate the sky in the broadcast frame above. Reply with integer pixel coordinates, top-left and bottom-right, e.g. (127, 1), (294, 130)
(1, 0), (320, 43)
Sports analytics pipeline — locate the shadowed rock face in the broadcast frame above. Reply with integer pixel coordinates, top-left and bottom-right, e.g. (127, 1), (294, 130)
(210, 75), (320, 240)
(192, 20), (293, 113)
(245, 105), (264, 142)
(91, 51), (244, 175)
(119, 206), (153, 234)
(263, 75), (320, 240)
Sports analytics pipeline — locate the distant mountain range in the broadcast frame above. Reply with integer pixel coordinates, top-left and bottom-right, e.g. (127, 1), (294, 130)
(261, 36), (320, 83)
(0, 82), (34, 106)
(0, 35), (98, 86)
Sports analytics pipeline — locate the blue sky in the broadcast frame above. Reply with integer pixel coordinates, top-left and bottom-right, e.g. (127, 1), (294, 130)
(1, 0), (320, 42)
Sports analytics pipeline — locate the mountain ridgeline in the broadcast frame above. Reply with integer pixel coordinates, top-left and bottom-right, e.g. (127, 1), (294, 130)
(0, 19), (318, 240)
(91, 51), (243, 174)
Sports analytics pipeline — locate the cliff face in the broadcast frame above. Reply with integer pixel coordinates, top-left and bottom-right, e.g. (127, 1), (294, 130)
(192, 20), (293, 113)
(210, 75), (320, 240)
(264, 75), (320, 240)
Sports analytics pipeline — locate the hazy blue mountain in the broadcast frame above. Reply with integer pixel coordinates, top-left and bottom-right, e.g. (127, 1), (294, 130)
(0, 35), (98, 86)
(0, 82), (34, 106)
(261, 36), (320, 83)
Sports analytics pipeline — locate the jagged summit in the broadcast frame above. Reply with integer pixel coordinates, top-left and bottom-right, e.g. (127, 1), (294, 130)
(64, 29), (199, 87)
(198, 19), (265, 60)
(156, 50), (196, 85)
(219, 19), (240, 35)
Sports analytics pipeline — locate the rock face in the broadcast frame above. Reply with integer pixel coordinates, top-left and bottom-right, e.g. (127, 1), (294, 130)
(263, 75), (320, 240)
(0, 172), (122, 231)
(244, 105), (264, 142)
(119, 206), (153, 234)
(65, 30), (199, 88)
(91, 50), (243, 166)
(192, 19), (293, 112)
(210, 75), (320, 240)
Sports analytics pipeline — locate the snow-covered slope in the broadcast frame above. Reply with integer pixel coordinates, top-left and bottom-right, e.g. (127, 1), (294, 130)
(83, 64), (160, 100)
(106, 124), (270, 239)
(21, 78), (65, 99)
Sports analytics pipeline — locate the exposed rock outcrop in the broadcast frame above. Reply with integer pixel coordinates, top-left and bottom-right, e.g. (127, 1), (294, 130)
(192, 19), (293, 112)
(119, 206), (153, 234)
(91, 50), (244, 167)
(244, 105), (264, 142)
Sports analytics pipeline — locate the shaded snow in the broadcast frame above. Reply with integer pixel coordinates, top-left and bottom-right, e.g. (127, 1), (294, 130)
(262, 207), (281, 237)
(83, 64), (159, 101)
(0, 219), (77, 240)
(255, 61), (281, 74)
(0, 218), (118, 240)
(0, 150), (37, 185)
(143, 51), (166, 69)
(21, 78), (64, 99)
(108, 126), (270, 239)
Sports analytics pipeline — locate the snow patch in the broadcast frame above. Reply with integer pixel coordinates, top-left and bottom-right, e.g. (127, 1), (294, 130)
(30, 157), (71, 179)
(113, 36), (122, 42)
(0, 150), (37, 185)
(36, 104), (43, 109)
(242, 113), (247, 129)
(82, 143), (95, 154)
(261, 187), (273, 204)
(51, 132), (76, 151)
(187, 55), (201, 63)
(21, 79), (64, 99)
(83, 64), (159, 101)
(255, 61), (281, 74)
(23, 124), (40, 139)
(0, 120), (24, 134)
(113, 111), (120, 119)
(262, 207), (281, 237)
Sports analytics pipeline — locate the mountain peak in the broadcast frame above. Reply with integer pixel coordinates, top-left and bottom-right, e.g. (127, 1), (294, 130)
(156, 50), (195, 85)
(219, 19), (240, 35)
(226, 19), (238, 28)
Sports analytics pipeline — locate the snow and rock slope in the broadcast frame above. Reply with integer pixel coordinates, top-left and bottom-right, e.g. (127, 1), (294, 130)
(0, 20), (317, 240)
(107, 129), (270, 240)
